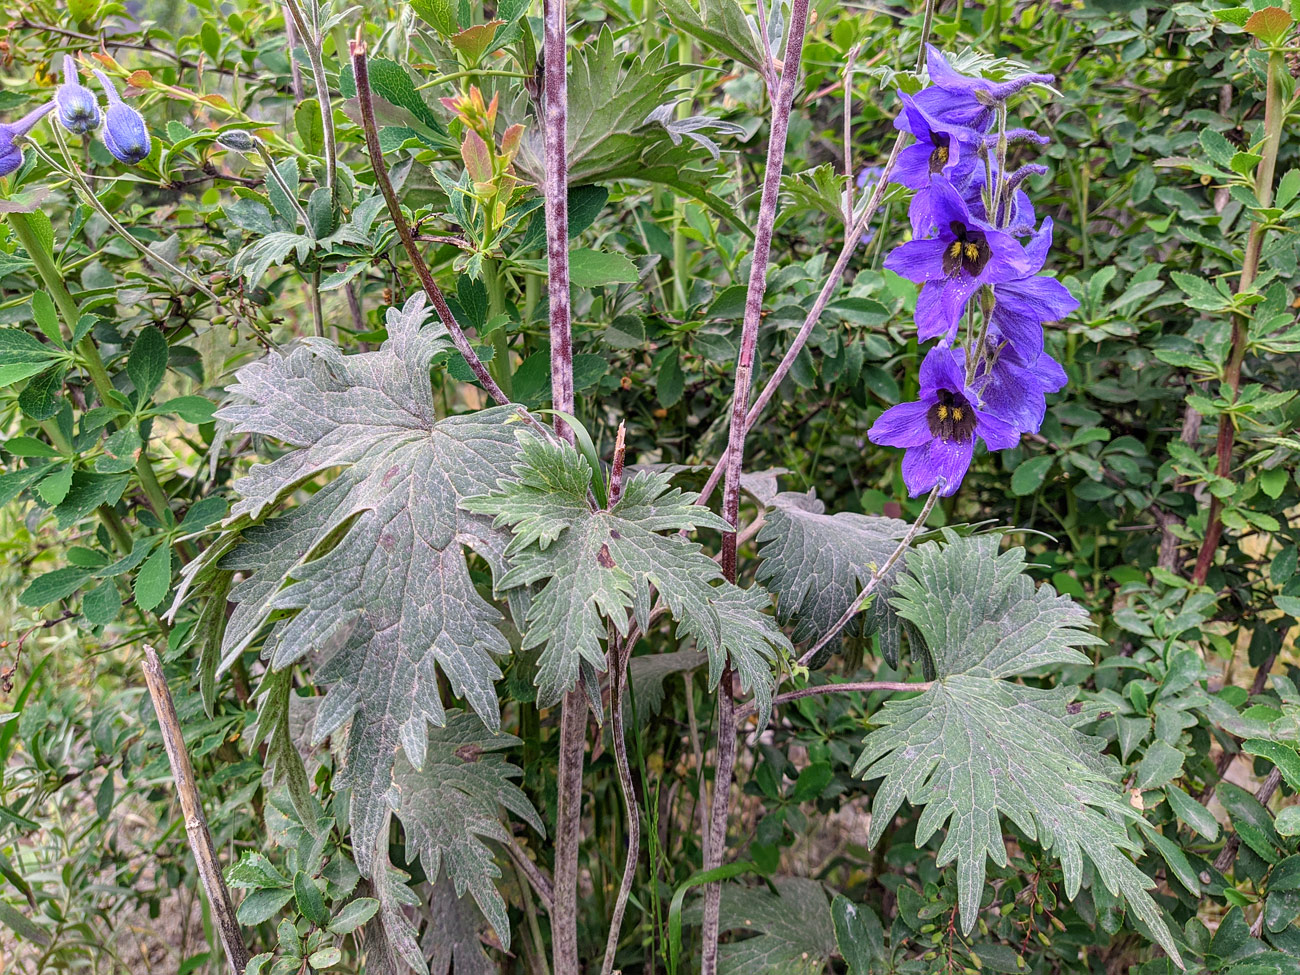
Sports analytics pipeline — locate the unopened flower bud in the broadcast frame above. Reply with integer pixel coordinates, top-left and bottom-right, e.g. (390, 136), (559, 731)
(55, 55), (100, 135)
(217, 129), (257, 153)
(93, 69), (151, 164)
(0, 102), (55, 177)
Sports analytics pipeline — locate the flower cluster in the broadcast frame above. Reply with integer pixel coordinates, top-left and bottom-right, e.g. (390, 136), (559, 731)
(0, 56), (150, 178)
(868, 46), (1077, 498)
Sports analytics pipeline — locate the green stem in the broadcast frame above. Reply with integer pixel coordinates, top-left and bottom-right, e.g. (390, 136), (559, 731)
(484, 258), (513, 398)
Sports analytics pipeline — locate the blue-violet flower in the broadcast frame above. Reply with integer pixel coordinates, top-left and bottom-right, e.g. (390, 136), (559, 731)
(0, 102), (55, 177)
(884, 179), (1033, 345)
(987, 217), (1079, 362)
(868, 346), (1020, 497)
(913, 45), (1054, 132)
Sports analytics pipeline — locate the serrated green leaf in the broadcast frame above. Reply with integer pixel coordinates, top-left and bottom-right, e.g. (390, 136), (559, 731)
(81, 579), (122, 625)
(294, 871), (330, 926)
(684, 877), (837, 974)
(754, 489), (909, 663)
(227, 852), (291, 889)
(661, 0), (766, 71)
(463, 435), (789, 713)
(18, 364), (67, 421)
(0, 329), (64, 388)
(853, 533), (1180, 966)
(387, 711), (542, 950)
(190, 295), (523, 880)
(20, 566), (92, 607)
(1170, 270), (1230, 311)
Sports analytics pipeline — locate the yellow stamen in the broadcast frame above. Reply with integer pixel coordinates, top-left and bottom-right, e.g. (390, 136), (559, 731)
(952, 407), (964, 422)
(936, 404), (948, 420)
(936, 145), (948, 164)
(948, 241), (963, 259)
(963, 242), (980, 261)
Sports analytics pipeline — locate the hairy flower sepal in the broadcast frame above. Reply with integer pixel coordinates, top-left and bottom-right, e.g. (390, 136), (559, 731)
(0, 102), (55, 177)
(93, 70), (151, 164)
(884, 180), (1034, 345)
(893, 92), (980, 234)
(55, 56), (101, 135)
(869, 346), (1019, 497)
(914, 44), (1054, 131)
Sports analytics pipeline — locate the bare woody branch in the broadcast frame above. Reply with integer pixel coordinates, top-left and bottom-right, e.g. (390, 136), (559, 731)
(140, 646), (250, 975)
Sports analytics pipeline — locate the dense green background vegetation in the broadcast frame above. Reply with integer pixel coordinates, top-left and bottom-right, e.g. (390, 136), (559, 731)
(0, 0), (1298, 972)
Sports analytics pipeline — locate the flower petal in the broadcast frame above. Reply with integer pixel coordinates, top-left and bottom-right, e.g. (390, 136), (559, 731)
(918, 344), (966, 393)
(975, 406), (1025, 449)
(868, 400), (934, 448)
(884, 237), (947, 282)
(902, 438), (974, 497)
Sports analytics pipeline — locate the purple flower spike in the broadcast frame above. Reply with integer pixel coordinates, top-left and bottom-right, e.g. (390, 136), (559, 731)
(869, 346), (1020, 498)
(884, 180), (1034, 345)
(55, 55), (101, 135)
(0, 101), (55, 177)
(913, 45), (1054, 131)
(93, 70), (151, 164)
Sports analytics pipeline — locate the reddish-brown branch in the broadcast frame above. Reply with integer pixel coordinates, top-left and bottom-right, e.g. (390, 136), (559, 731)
(349, 40), (509, 406)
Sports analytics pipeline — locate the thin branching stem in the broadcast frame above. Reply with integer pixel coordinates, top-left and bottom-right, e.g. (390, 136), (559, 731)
(350, 40), (510, 406)
(798, 483), (942, 668)
(694, 2), (938, 510)
(735, 679), (934, 722)
(702, 1), (811, 968)
(281, 0), (336, 203)
(600, 631), (640, 975)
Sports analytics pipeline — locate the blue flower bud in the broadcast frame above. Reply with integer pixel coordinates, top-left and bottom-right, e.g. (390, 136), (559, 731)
(0, 102), (55, 177)
(55, 55), (101, 135)
(93, 70), (151, 164)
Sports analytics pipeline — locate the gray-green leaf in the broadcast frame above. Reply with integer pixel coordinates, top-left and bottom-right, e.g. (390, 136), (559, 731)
(852, 533), (1180, 966)
(463, 436), (789, 710)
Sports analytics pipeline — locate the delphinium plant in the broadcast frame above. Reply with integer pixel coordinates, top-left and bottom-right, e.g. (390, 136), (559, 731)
(1, 2), (1298, 974)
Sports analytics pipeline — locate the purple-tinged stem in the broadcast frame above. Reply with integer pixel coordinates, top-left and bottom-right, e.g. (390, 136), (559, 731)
(599, 630), (639, 975)
(693, 0), (938, 512)
(702, 2), (811, 970)
(350, 41), (509, 406)
(735, 679), (935, 722)
(541, 2), (584, 971)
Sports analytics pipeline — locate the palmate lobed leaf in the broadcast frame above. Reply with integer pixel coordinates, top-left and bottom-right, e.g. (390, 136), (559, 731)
(685, 876), (838, 975)
(182, 294), (530, 880)
(753, 488), (911, 663)
(462, 437), (791, 715)
(387, 711), (543, 950)
(853, 532), (1183, 967)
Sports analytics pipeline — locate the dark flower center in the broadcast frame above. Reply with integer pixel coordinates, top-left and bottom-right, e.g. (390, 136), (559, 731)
(942, 221), (991, 277)
(929, 135), (950, 174)
(927, 389), (977, 443)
